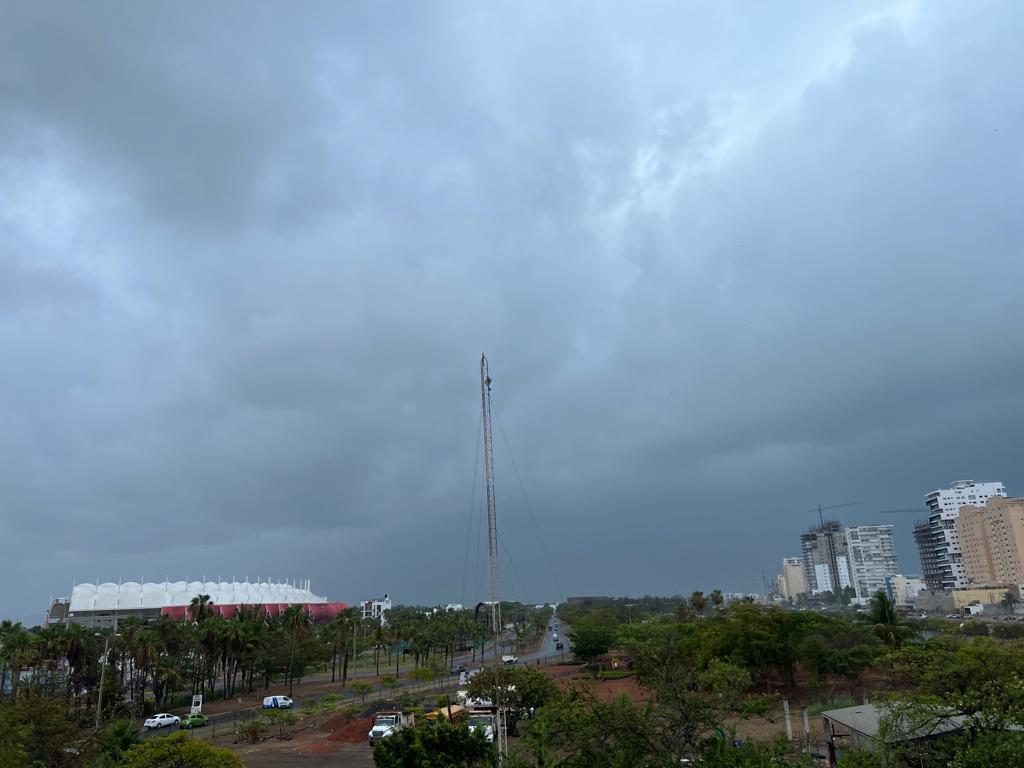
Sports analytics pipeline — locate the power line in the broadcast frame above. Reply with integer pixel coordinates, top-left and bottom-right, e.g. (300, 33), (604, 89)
(499, 530), (532, 606)
(491, 400), (565, 604)
(460, 412), (483, 609)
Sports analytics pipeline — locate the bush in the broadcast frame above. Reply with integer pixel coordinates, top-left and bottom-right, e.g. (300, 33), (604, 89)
(237, 719), (263, 744)
(122, 732), (243, 768)
(960, 622), (990, 637)
(992, 623), (1024, 639)
(597, 669), (635, 680)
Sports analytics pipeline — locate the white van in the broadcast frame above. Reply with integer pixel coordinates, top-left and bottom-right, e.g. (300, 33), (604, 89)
(262, 695), (294, 709)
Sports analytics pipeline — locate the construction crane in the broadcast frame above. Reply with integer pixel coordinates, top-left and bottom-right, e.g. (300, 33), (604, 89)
(810, 501), (858, 527)
(480, 354), (507, 764)
(878, 508), (929, 515)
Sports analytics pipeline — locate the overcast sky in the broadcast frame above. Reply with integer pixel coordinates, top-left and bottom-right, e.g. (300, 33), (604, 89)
(2, 2), (1022, 622)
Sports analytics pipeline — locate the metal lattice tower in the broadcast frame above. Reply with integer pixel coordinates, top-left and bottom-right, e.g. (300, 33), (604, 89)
(480, 354), (506, 762)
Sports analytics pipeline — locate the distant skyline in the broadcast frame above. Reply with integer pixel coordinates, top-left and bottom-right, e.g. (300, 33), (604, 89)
(2, 2), (1023, 623)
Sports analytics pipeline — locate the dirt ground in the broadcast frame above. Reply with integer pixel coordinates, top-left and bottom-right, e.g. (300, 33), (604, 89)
(222, 714), (376, 767)
(224, 662), (863, 764)
(539, 662), (853, 750)
(178, 675), (377, 718)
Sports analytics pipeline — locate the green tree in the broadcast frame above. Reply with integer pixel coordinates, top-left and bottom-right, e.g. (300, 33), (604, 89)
(567, 618), (616, 664)
(0, 703), (28, 768)
(630, 622), (752, 757)
(799, 620), (881, 695)
(700, 735), (814, 767)
(888, 636), (1024, 735)
(866, 590), (912, 650)
(372, 719), (496, 767)
(952, 731), (1024, 768)
(690, 591), (708, 617)
(1001, 590), (1020, 617)
(520, 689), (657, 768)
(467, 665), (558, 713)
(121, 731), (243, 768)
(834, 748), (884, 766)
(94, 719), (139, 766)
(351, 679), (374, 705)
(263, 708), (298, 739)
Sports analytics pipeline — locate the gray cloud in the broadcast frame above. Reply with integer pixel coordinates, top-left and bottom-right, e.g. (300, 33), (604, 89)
(2, 2), (1023, 620)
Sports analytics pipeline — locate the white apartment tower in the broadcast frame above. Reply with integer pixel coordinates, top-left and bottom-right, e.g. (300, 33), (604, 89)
(922, 480), (1006, 590)
(845, 525), (898, 600)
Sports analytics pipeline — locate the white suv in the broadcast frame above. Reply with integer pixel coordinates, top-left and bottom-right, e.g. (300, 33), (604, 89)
(144, 713), (180, 730)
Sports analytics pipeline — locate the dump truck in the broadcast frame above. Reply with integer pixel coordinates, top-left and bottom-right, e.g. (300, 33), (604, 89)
(426, 703), (467, 723)
(467, 709), (497, 743)
(368, 710), (414, 744)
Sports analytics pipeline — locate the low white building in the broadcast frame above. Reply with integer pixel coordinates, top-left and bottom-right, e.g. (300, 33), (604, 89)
(361, 594), (391, 625)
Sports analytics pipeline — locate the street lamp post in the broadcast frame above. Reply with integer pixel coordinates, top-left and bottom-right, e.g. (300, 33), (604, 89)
(94, 632), (120, 731)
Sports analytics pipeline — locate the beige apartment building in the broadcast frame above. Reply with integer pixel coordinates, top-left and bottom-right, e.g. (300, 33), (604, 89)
(777, 556), (807, 600)
(956, 496), (1024, 585)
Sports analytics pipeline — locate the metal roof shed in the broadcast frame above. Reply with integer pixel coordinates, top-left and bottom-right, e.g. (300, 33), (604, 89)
(821, 703), (965, 767)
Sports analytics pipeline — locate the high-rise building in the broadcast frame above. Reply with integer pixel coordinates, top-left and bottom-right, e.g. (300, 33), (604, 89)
(913, 520), (943, 592)
(800, 521), (852, 594)
(920, 480), (1006, 590)
(845, 525), (898, 600)
(956, 497), (1024, 585)
(777, 557), (806, 600)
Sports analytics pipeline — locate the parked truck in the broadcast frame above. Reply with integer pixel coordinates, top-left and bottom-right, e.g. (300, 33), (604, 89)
(426, 703), (467, 723)
(467, 709), (497, 743)
(368, 710), (414, 744)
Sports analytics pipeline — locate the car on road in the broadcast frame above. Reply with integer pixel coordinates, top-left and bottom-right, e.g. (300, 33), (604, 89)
(450, 665), (467, 676)
(144, 713), (180, 730)
(502, 654), (518, 665)
(263, 695), (294, 709)
(180, 713), (208, 729)
(555, 642), (564, 650)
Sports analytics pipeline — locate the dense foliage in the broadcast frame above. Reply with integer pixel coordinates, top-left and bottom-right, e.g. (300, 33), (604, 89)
(371, 720), (496, 768)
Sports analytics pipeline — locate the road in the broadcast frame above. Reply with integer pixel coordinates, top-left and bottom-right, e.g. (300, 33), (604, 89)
(519, 621), (569, 665)
(138, 624), (567, 741)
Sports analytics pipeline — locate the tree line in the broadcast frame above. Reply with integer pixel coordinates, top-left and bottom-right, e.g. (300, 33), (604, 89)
(376, 591), (1024, 767)
(0, 598), (549, 720)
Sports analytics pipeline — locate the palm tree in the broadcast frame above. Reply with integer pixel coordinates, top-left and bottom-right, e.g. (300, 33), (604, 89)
(689, 591), (708, 617)
(326, 609), (355, 684)
(4, 625), (36, 700)
(867, 589), (911, 650)
(283, 606), (312, 697)
(710, 589), (725, 612)
(0, 619), (17, 695)
(372, 622), (388, 677)
(1002, 590), (1020, 616)
(188, 594), (214, 623)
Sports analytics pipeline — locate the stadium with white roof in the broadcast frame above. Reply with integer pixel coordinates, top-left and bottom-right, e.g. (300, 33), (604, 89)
(45, 579), (347, 628)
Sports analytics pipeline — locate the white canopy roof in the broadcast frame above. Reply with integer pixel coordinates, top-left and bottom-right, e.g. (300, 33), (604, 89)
(69, 580), (325, 611)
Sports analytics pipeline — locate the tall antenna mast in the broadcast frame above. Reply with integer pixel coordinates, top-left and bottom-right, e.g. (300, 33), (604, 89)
(480, 354), (506, 762)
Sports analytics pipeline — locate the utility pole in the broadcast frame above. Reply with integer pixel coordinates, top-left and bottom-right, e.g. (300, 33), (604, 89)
(94, 632), (119, 730)
(480, 354), (507, 764)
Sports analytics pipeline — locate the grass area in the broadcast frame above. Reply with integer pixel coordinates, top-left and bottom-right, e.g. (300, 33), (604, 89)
(596, 669), (635, 680)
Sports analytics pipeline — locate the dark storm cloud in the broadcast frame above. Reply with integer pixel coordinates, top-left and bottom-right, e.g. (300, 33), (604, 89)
(2, 2), (1023, 620)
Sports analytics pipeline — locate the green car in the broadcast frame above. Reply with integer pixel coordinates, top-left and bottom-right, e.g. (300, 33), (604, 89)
(180, 713), (209, 729)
